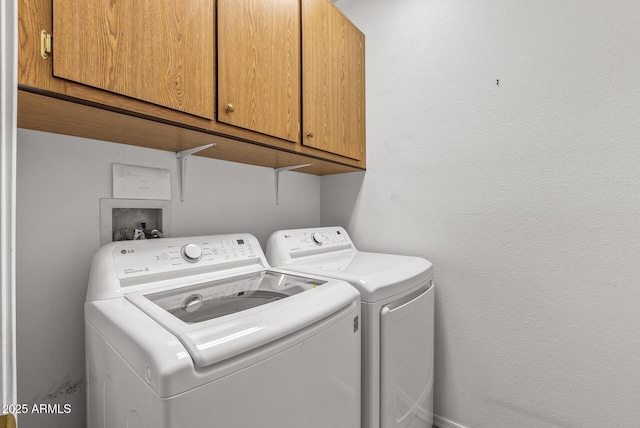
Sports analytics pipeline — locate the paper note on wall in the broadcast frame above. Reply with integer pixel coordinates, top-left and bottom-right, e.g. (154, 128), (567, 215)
(112, 163), (171, 200)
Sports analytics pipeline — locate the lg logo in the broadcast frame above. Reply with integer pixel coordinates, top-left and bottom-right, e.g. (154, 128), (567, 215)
(120, 249), (135, 254)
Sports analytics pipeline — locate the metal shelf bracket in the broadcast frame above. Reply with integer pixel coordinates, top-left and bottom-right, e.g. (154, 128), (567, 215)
(274, 164), (311, 205)
(177, 144), (215, 201)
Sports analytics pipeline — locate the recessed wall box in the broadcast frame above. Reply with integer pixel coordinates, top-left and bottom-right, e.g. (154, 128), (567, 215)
(100, 199), (172, 246)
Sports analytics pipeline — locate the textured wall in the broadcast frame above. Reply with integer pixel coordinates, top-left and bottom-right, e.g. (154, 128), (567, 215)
(16, 129), (320, 428)
(326, 1), (640, 427)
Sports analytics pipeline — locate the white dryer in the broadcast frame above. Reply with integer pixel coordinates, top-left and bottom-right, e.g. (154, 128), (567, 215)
(267, 227), (434, 428)
(85, 233), (361, 428)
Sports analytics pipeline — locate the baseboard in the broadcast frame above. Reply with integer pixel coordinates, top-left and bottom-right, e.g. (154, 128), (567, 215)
(433, 414), (468, 428)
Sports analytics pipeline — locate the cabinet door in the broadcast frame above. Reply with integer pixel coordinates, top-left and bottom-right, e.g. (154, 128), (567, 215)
(302, 0), (365, 160)
(218, 0), (301, 143)
(52, 0), (214, 119)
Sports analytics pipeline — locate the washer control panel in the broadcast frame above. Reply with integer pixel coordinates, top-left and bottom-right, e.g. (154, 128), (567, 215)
(113, 234), (261, 282)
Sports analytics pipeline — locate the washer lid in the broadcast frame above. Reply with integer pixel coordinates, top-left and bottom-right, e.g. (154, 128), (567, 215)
(126, 270), (358, 367)
(282, 252), (433, 302)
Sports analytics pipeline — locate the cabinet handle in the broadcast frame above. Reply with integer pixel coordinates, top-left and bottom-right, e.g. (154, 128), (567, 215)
(41, 30), (52, 59)
(306, 132), (314, 138)
(225, 103), (235, 113)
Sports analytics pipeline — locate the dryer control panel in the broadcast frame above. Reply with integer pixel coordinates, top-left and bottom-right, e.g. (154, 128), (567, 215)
(266, 227), (356, 266)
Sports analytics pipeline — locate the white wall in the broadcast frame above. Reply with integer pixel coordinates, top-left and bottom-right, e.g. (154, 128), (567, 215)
(16, 128), (321, 428)
(326, 1), (640, 427)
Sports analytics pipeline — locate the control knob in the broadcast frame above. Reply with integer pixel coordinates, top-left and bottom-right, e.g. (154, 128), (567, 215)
(181, 244), (202, 262)
(311, 233), (326, 245)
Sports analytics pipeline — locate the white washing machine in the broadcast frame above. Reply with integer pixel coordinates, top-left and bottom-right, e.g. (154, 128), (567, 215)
(267, 227), (434, 428)
(85, 233), (361, 428)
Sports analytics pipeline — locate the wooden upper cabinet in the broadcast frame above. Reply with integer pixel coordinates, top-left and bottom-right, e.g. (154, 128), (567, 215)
(301, 0), (365, 161)
(217, 0), (301, 143)
(18, 0), (365, 173)
(51, 0), (214, 119)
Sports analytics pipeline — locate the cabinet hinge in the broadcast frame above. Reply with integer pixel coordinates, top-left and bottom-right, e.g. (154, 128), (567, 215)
(40, 30), (52, 59)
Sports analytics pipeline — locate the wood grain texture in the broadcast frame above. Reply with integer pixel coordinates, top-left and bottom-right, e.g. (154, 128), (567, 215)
(52, 0), (214, 119)
(18, 0), (57, 91)
(0, 414), (17, 428)
(217, 0), (301, 143)
(17, 0), (365, 170)
(17, 90), (363, 175)
(302, 0), (365, 160)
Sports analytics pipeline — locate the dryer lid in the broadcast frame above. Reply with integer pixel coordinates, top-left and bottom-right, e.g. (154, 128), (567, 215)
(281, 252), (433, 302)
(126, 270), (358, 367)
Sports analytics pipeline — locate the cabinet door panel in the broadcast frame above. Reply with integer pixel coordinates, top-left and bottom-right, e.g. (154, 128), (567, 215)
(302, 0), (365, 160)
(52, 0), (214, 119)
(218, 0), (301, 143)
